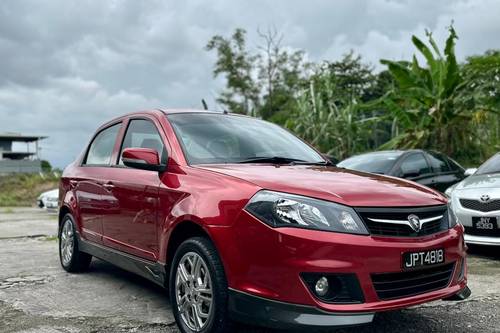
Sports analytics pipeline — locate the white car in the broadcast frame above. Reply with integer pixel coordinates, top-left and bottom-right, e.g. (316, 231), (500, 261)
(449, 153), (500, 246)
(37, 189), (59, 210)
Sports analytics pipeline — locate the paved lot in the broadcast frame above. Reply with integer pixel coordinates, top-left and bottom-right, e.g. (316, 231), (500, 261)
(0, 207), (499, 333)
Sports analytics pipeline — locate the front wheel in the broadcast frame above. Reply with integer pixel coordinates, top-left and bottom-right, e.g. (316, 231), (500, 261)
(169, 237), (231, 333)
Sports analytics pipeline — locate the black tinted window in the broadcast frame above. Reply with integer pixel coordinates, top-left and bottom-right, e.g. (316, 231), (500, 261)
(119, 119), (165, 165)
(427, 152), (451, 172)
(399, 153), (431, 176)
(85, 124), (121, 165)
(337, 152), (402, 174)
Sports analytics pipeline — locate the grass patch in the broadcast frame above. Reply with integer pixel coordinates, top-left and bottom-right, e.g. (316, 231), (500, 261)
(42, 235), (58, 241)
(0, 173), (60, 207)
(2, 207), (14, 214)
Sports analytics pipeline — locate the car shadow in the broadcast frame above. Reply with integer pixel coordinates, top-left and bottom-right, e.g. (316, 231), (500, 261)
(467, 244), (500, 261)
(83, 258), (456, 333)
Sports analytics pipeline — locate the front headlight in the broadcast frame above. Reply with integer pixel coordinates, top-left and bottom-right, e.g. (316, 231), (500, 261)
(448, 201), (459, 227)
(245, 190), (368, 235)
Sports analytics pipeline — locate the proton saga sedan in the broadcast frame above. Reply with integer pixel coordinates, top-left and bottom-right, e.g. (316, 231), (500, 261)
(58, 109), (470, 333)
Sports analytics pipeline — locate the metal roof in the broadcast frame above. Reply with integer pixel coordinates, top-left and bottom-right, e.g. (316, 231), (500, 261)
(0, 133), (47, 142)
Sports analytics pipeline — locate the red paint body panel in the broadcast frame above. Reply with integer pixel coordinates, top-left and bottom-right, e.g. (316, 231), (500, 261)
(197, 164), (446, 207)
(60, 109), (466, 318)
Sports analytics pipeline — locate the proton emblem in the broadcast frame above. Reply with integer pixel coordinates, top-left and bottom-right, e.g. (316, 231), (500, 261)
(480, 194), (490, 203)
(407, 214), (421, 232)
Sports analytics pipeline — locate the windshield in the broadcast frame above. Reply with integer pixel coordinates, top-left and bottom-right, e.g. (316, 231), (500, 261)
(337, 152), (403, 174)
(476, 153), (500, 175)
(167, 113), (325, 165)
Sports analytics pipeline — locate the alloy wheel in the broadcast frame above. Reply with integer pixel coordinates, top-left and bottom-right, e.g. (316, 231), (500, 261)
(60, 219), (75, 266)
(175, 251), (214, 331)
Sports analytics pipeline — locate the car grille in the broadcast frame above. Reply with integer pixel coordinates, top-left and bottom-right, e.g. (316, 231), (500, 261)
(464, 226), (500, 237)
(460, 199), (500, 212)
(355, 206), (448, 237)
(371, 263), (455, 300)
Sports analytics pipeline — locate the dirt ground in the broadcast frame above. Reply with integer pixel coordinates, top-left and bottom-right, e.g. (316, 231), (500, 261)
(0, 207), (499, 333)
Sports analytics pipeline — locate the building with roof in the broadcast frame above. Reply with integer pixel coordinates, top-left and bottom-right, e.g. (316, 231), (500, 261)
(0, 133), (47, 174)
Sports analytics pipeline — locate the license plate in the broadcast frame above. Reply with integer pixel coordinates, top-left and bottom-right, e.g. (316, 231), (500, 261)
(402, 249), (444, 269)
(472, 216), (498, 230)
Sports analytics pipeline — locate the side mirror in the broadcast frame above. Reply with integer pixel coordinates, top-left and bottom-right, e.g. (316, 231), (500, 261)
(402, 169), (420, 178)
(121, 148), (166, 172)
(464, 168), (477, 176)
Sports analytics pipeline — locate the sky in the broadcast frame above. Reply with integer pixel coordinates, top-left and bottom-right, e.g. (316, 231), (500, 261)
(0, 0), (499, 168)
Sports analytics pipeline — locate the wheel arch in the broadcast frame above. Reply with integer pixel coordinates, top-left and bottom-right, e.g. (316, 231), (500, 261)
(58, 205), (72, 230)
(165, 220), (214, 275)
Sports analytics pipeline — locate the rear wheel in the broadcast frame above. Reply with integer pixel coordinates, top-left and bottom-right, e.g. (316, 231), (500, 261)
(59, 214), (92, 272)
(170, 237), (231, 333)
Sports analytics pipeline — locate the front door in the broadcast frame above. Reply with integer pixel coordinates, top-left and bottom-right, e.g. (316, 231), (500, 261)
(101, 118), (166, 261)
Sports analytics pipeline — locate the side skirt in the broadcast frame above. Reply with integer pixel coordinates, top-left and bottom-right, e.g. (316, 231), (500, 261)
(78, 236), (167, 288)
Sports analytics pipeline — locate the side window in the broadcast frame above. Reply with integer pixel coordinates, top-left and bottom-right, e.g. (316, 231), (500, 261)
(119, 119), (166, 165)
(84, 124), (121, 165)
(427, 152), (451, 173)
(446, 157), (463, 172)
(399, 153), (431, 176)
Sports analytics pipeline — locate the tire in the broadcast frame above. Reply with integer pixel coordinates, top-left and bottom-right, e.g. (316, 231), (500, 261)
(59, 214), (92, 272)
(169, 237), (232, 333)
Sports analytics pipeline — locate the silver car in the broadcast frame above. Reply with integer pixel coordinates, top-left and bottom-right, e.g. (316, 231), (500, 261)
(450, 153), (500, 246)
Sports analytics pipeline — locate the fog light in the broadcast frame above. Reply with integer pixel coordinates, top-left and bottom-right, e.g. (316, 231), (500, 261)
(315, 276), (329, 297)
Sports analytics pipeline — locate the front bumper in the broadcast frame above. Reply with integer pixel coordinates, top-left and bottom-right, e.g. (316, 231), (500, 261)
(453, 197), (500, 246)
(228, 286), (470, 329)
(228, 289), (374, 329)
(464, 233), (500, 246)
(211, 211), (467, 320)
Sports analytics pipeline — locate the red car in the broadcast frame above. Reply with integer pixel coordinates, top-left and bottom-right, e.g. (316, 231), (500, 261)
(59, 109), (470, 333)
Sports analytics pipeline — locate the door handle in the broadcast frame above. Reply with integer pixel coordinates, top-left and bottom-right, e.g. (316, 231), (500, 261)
(102, 182), (114, 189)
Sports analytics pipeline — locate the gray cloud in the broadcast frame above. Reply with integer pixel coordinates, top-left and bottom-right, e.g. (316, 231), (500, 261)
(0, 0), (498, 168)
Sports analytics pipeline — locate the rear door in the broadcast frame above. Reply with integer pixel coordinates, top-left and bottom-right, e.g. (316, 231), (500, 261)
(394, 153), (434, 188)
(101, 118), (166, 261)
(75, 123), (122, 244)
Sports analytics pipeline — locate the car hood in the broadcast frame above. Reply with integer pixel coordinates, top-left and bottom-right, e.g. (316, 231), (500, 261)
(456, 173), (500, 190)
(197, 164), (446, 207)
(452, 173), (500, 199)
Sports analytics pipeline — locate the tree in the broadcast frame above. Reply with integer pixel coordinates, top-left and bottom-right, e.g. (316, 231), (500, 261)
(206, 28), (308, 120)
(379, 25), (497, 163)
(41, 160), (52, 173)
(206, 29), (260, 115)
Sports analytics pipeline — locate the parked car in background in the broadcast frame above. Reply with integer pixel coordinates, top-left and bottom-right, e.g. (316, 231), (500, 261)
(37, 189), (59, 210)
(58, 110), (469, 333)
(337, 150), (466, 193)
(449, 153), (500, 246)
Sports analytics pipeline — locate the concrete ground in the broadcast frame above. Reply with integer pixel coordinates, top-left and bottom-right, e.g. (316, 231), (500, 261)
(0, 207), (499, 333)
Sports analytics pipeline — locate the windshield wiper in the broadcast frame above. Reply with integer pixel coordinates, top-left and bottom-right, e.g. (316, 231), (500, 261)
(237, 156), (328, 165)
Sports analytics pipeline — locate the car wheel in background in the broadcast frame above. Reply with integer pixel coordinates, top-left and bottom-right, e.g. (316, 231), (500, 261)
(59, 214), (92, 272)
(170, 237), (231, 333)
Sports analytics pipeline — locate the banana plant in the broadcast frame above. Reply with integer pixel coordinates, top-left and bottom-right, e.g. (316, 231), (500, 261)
(380, 26), (494, 162)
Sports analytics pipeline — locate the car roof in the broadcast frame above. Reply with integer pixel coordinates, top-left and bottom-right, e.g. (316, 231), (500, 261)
(96, 109), (223, 130)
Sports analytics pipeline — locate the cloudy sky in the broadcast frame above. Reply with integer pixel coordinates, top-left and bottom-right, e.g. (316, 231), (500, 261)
(0, 0), (498, 168)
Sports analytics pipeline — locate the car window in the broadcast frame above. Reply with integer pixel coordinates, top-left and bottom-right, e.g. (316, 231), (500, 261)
(337, 152), (402, 174)
(398, 153), (431, 176)
(167, 113), (324, 165)
(476, 153), (500, 175)
(119, 119), (166, 165)
(426, 152), (451, 173)
(446, 156), (463, 172)
(84, 123), (121, 165)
